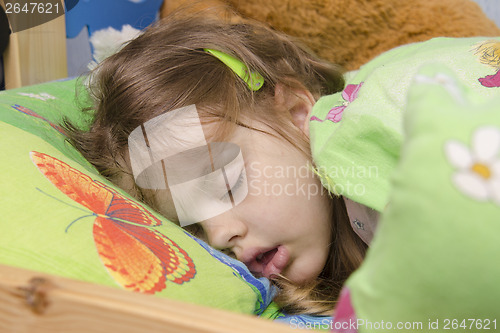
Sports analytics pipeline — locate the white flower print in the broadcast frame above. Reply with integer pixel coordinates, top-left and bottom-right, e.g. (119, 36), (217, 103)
(444, 126), (500, 205)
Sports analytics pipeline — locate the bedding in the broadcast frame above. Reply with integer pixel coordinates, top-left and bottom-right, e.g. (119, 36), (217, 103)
(310, 36), (500, 213)
(308, 37), (500, 332)
(3, 36), (499, 332)
(333, 63), (500, 333)
(0, 78), (328, 328)
(0, 78), (262, 313)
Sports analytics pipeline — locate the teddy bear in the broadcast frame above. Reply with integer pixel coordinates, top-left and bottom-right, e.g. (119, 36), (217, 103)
(160, 0), (500, 71)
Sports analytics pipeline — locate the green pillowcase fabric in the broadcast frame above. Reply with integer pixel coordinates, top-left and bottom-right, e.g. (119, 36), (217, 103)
(310, 37), (500, 213)
(333, 64), (500, 332)
(0, 78), (274, 316)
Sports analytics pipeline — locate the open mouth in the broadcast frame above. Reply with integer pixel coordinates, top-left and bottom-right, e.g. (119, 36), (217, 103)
(257, 248), (278, 266)
(244, 245), (289, 279)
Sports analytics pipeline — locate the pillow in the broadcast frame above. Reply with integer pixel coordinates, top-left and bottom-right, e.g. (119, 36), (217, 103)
(0, 78), (277, 316)
(332, 64), (500, 332)
(0, 78), (342, 329)
(309, 36), (500, 213)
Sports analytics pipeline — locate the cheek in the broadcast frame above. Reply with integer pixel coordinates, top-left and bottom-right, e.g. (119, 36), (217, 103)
(287, 208), (332, 283)
(287, 246), (330, 284)
(241, 175), (330, 230)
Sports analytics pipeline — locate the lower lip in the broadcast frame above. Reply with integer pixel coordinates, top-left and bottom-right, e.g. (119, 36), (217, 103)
(261, 245), (289, 279)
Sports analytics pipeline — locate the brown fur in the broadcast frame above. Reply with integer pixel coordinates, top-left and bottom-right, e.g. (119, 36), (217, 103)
(161, 0), (500, 70)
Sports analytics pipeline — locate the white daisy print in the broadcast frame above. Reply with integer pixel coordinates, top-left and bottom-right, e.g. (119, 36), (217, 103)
(444, 126), (500, 205)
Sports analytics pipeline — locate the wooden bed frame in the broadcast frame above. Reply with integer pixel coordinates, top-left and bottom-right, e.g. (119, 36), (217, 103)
(0, 264), (302, 332)
(2, 1), (68, 90)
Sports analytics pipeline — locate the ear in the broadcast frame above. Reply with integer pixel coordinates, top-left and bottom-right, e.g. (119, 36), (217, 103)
(274, 83), (315, 137)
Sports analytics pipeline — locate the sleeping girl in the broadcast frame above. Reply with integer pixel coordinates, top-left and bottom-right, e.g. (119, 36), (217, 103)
(65, 9), (500, 316)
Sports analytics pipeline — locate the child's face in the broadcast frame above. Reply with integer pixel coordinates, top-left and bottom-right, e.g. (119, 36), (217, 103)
(197, 123), (333, 284)
(150, 119), (333, 285)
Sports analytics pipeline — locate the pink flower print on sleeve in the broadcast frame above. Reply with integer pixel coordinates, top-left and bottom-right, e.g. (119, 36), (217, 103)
(332, 288), (359, 333)
(310, 82), (364, 123)
(479, 69), (500, 88)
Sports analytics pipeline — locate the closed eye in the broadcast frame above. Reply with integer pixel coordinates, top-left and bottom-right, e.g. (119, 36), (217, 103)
(220, 171), (245, 202)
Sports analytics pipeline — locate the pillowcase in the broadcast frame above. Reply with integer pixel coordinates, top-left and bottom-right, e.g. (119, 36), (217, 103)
(332, 64), (500, 332)
(309, 36), (500, 213)
(0, 77), (341, 329)
(0, 78), (276, 316)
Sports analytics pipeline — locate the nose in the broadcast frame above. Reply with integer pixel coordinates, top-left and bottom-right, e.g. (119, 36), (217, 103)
(202, 214), (247, 250)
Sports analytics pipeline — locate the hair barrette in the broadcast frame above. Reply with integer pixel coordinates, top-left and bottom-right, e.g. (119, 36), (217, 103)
(204, 48), (264, 91)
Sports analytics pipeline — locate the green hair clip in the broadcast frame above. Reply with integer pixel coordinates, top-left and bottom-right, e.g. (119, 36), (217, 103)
(204, 48), (264, 91)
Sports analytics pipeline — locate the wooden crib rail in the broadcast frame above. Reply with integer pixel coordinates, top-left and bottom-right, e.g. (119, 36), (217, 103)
(0, 264), (303, 333)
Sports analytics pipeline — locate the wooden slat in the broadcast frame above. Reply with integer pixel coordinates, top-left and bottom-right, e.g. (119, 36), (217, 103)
(3, 4), (67, 89)
(0, 264), (302, 333)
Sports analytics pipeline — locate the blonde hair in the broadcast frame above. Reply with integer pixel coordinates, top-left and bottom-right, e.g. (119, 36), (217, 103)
(65, 10), (366, 315)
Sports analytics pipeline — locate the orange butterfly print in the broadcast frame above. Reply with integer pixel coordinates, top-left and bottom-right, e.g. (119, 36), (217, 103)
(30, 151), (196, 294)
